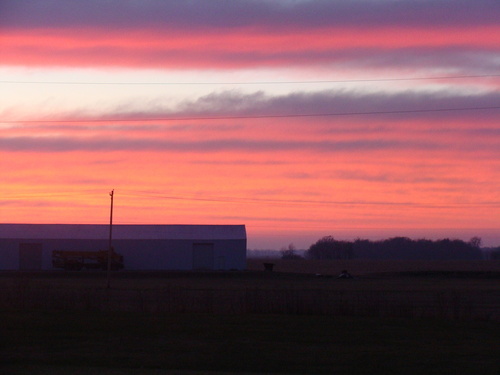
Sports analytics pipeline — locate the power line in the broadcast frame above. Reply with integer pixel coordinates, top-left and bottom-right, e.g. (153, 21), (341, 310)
(3, 105), (499, 124)
(0, 74), (498, 86)
(5, 190), (497, 209)
(118, 189), (499, 208)
(1, 191), (106, 199)
(4, 187), (498, 211)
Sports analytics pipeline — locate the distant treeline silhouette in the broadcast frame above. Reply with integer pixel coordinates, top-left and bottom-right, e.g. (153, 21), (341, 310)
(304, 236), (483, 260)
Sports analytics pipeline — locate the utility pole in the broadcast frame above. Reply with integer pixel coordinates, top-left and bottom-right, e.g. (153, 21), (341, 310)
(107, 189), (114, 289)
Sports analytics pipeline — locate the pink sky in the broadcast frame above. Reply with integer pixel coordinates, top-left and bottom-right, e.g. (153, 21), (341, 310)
(1, 0), (499, 248)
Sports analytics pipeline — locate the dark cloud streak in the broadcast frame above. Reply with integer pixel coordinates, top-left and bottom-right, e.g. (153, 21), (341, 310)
(4, 44), (497, 73)
(0, 135), (494, 154)
(126, 89), (500, 123)
(1, 0), (498, 31)
(7, 89), (500, 125)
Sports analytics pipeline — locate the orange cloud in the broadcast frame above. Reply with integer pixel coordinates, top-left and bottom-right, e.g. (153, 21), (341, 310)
(2, 26), (499, 69)
(1, 0), (499, 247)
(2, 108), (498, 240)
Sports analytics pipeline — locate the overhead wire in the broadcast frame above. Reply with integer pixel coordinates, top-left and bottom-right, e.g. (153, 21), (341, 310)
(3, 74), (498, 218)
(2, 105), (499, 124)
(113, 189), (500, 209)
(2, 73), (498, 123)
(1, 74), (499, 85)
(4, 189), (498, 208)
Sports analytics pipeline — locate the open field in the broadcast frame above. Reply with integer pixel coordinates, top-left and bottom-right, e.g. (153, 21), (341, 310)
(1, 260), (499, 374)
(247, 258), (500, 275)
(2, 311), (499, 375)
(1, 259), (499, 320)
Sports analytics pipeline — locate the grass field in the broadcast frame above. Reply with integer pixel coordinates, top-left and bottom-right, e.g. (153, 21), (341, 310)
(1, 312), (499, 375)
(1, 259), (499, 374)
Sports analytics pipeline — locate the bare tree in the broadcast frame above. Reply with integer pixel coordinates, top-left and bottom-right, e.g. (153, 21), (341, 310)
(469, 237), (482, 249)
(280, 243), (302, 260)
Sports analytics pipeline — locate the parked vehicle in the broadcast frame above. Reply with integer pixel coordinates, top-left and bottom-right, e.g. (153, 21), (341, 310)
(52, 249), (124, 271)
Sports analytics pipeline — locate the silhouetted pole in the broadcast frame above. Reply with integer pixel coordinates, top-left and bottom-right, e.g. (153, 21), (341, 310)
(107, 189), (114, 289)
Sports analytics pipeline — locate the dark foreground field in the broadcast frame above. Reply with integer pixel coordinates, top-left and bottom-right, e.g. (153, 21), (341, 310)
(1, 260), (499, 374)
(2, 311), (499, 375)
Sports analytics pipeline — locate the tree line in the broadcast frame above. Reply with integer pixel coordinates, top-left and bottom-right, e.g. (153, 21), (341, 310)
(282, 236), (485, 260)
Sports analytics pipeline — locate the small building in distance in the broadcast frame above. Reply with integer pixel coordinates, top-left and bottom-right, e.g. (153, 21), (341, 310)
(0, 224), (246, 271)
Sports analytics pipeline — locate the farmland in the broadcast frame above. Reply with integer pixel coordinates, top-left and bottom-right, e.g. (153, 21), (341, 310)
(1, 259), (499, 374)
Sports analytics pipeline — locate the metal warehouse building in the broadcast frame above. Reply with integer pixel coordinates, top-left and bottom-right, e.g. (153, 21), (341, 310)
(0, 224), (247, 271)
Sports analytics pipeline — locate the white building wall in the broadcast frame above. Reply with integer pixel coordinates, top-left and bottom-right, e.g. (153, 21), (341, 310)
(0, 224), (247, 271)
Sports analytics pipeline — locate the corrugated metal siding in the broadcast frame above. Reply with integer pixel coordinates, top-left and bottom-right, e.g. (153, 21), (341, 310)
(0, 224), (246, 240)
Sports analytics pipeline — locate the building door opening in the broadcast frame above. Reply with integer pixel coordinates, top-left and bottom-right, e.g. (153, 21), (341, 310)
(19, 243), (43, 270)
(192, 243), (214, 270)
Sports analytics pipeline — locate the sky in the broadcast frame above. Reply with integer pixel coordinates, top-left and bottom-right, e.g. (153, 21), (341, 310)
(1, 0), (499, 249)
